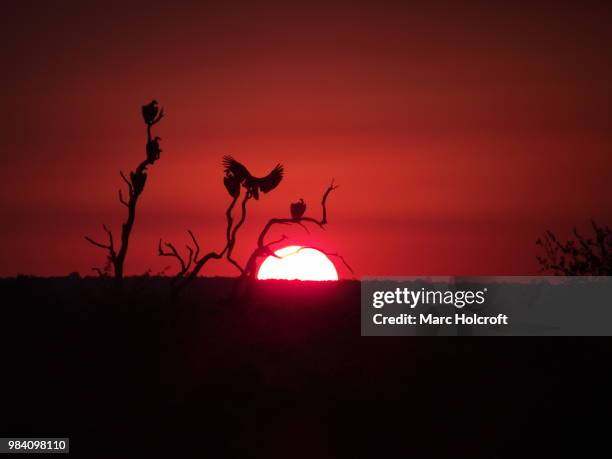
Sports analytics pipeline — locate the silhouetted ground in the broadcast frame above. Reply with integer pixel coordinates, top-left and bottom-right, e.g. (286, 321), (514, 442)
(0, 277), (607, 457)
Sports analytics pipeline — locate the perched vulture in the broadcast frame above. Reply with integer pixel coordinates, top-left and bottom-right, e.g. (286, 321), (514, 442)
(130, 170), (147, 195)
(222, 156), (284, 200)
(142, 100), (160, 125)
(146, 136), (162, 162)
(290, 198), (306, 220)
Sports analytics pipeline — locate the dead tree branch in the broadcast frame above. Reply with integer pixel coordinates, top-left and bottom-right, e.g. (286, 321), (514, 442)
(159, 232), (197, 283)
(241, 179), (344, 279)
(171, 156), (287, 291)
(163, 195), (241, 291)
(85, 224), (116, 255)
(85, 100), (164, 284)
(118, 189), (129, 207)
(187, 230), (200, 263)
(226, 192), (252, 274)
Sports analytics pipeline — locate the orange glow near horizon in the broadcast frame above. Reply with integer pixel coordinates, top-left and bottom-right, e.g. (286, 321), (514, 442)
(257, 246), (339, 281)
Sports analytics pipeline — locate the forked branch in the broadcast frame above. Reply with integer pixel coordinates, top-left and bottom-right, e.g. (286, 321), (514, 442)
(163, 192), (248, 291)
(226, 192), (252, 274)
(241, 179), (347, 279)
(158, 230), (202, 283)
(256, 179), (337, 250)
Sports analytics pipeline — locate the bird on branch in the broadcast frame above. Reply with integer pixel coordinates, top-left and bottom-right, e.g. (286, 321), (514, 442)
(291, 198), (306, 220)
(222, 156), (284, 200)
(142, 100), (163, 125)
(146, 136), (162, 162)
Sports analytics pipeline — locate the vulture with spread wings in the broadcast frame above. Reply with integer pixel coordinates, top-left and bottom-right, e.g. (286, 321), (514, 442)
(222, 156), (284, 200)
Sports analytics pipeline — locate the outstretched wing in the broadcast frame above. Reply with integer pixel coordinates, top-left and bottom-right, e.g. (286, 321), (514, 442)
(256, 163), (284, 193)
(222, 156), (251, 182)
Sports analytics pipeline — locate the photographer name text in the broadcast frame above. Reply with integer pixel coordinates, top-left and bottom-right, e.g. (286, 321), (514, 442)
(371, 287), (509, 326)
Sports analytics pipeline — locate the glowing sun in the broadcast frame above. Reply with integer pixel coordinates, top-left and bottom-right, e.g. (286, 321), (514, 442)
(257, 245), (339, 281)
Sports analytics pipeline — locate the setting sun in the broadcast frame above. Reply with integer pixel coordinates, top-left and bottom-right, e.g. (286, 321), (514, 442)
(257, 245), (339, 281)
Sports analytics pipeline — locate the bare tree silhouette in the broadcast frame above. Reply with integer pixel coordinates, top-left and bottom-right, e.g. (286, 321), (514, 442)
(158, 230), (199, 283)
(86, 100), (164, 283)
(536, 220), (611, 275)
(159, 157), (283, 291)
(160, 157), (351, 294)
(240, 179), (353, 281)
(221, 157), (286, 273)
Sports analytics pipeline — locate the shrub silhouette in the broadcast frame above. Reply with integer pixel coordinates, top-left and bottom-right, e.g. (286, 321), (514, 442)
(536, 220), (611, 275)
(86, 100), (164, 284)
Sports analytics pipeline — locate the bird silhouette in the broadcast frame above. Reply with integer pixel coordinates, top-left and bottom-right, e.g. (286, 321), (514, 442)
(290, 198), (306, 220)
(223, 171), (241, 198)
(142, 100), (162, 125)
(130, 170), (147, 196)
(146, 136), (162, 162)
(222, 156), (283, 200)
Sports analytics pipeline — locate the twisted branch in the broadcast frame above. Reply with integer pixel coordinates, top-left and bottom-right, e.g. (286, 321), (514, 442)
(242, 179), (342, 279)
(256, 179), (336, 250)
(165, 191), (248, 291)
(226, 192), (251, 274)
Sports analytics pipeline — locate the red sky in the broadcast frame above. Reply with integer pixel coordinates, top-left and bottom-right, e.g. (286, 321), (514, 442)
(1, 1), (611, 277)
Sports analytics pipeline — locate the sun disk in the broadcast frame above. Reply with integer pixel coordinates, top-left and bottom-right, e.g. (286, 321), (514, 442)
(257, 245), (339, 281)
